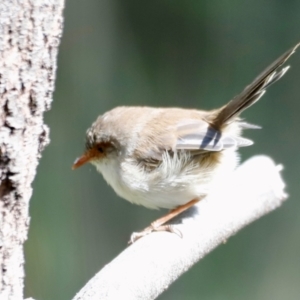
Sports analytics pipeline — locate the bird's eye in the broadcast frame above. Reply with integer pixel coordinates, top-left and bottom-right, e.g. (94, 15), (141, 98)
(97, 146), (104, 153)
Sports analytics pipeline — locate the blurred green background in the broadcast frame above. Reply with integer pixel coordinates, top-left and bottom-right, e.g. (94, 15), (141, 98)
(24, 1), (300, 299)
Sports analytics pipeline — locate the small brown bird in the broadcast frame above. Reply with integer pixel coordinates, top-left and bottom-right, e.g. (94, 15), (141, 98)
(73, 43), (299, 243)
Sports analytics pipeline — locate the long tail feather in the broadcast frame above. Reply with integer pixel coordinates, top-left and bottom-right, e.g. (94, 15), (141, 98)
(212, 43), (300, 129)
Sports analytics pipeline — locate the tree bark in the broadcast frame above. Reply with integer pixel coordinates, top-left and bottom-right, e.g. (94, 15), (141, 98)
(0, 1), (64, 299)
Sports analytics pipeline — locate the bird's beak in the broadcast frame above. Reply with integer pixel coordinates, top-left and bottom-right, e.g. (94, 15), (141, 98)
(72, 147), (104, 170)
(72, 153), (90, 170)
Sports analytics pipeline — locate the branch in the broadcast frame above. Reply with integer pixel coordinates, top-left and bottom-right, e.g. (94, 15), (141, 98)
(72, 155), (287, 300)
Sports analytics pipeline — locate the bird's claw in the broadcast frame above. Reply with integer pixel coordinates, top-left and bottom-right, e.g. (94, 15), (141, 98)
(128, 224), (182, 244)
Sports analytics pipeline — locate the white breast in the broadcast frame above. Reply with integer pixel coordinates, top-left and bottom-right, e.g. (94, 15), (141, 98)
(93, 149), (239, 210)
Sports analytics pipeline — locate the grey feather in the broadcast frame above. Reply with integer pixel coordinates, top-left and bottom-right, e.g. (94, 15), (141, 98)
(238, 122), (262, 130)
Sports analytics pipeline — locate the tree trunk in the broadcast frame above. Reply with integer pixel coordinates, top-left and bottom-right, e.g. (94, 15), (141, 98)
(0, 1), (64, 299)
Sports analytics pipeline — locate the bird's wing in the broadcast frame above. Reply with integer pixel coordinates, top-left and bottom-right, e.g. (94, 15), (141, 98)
(136, 118), (252, 169)
(175, 119), (252, 153)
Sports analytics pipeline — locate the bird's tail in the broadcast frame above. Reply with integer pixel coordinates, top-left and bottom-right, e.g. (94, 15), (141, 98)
(211, 43), (300, 130)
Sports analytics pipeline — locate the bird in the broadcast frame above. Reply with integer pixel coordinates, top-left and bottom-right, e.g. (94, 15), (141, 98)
(73, 43), (299, 243)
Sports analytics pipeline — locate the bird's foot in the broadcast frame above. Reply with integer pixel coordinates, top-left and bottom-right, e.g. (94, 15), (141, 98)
(128, 224), (182, 244)
(128, 199), (200, 244)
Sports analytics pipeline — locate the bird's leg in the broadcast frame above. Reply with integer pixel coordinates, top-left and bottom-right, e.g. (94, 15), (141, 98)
(151, 198), (199, 228)
(129, 198), (200, 244)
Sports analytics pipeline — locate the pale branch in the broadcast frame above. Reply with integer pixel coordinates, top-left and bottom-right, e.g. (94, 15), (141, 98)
(73, 155), (287, 300)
